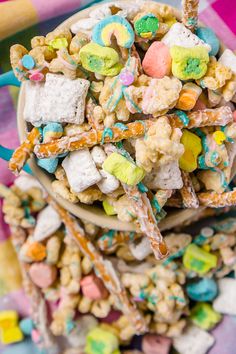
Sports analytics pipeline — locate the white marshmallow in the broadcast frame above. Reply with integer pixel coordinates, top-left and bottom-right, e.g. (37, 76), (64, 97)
(70, 18), (99, 34)
(162, 23), (211, 51)
(97, 169), (120, 194)
(62, 149), (102, 193)
(173, 325), (215, 354)
(24, 74), (90, 126)
(213, 278), (236, 315)
(144, 161), (183, 190)
(218, 49), (236, 74)
(129, 237), (152, 260)
(91, 146), (107, 167)
(14, 174), (47, 197)
(33, 205), (61, 242)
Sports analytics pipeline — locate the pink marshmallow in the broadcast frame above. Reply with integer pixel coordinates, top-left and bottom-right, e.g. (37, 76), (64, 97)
(31, 329), (41, 344)
(192, 98), (207, 111)
(80, 274), (109, 300)
(142, 42), (171, 79)
(142, 334), (172, 354)
(29, 262), (57, 288)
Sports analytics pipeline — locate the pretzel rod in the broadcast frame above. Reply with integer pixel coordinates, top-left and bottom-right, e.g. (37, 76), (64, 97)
(48, 197), (147, 334)
(34, 107), (232, 158)
(180, 171), (199, 208)
(97, 230), (141, 252)
(198, 190), (236, 208)
(155, 189), (173, 208)
(10, 227), (59, 354)
(122, 184), (169, 260)
(9, 127), (41, 175)
(182, 0), (199, 31)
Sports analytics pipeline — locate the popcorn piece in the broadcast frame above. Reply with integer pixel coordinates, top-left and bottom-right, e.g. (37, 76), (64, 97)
(219, 49), (236, 74)
(213, 278), (236, 315)
(76, 186), (104, 205)
(103, 152), (145, 186)
(33, 205), (61, 242)
(24, 74), (90, 126)
(62, 150), (102, 193)
(97, 169), (120, 194)
(199, 57), (232, 90)
(162, 23), (211, 51)
(173, 325), (215, 354)
(134, 117), (184, 173)
(143, 161), (183, 190)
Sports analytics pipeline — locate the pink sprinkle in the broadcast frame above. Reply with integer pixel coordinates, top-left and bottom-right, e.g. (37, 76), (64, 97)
(29, 71), (44, 82)
(119, 70), (134, 86)
(31, 329), (41, 343)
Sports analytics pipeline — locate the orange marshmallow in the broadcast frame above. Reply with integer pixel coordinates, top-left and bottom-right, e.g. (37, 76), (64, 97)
(176, 83), (202, 111)
(25, 242), (46, 261)
(142, 42), (171, 79)
(80, 274), (109, 300)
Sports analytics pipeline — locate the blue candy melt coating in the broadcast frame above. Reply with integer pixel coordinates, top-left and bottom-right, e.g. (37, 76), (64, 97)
(22, 55), (35, 70)
(92, 15), (135, 48)
(186, 278), (218, 301)
(19, 318), (35, 335)
(37, 157), (59, 173)
(196, 27), (220, 56)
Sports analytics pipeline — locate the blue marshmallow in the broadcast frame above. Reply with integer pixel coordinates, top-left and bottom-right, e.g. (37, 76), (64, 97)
(196, 27), (220, 56)
(43, 123), (63, 143)
(19, 318), (35, 336)
(37, 157), (59, 173)
(22, 55), (35, 70)
(186, 278), (218, 302)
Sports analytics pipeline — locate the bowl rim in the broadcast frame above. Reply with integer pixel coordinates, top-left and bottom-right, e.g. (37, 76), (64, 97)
(17, 0), (215, 230)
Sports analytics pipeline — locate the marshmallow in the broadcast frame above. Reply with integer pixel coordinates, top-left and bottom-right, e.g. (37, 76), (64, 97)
(29, 262), (57, 288)
(190, 303), (222, 330)
(24, 73), (90, 126)
(142, 334), (172, 354)
(213, 278), (236, 315)
(173, 325), (215, 354)
(80, 274), (109, 300)
(218, 49), (236, 74)
(33, 205), (61, 242)
(97, 169), (120, 194)
(62, 149), (102, 193)
(162, 23), (211, 51)
(91, 146), (107, 167)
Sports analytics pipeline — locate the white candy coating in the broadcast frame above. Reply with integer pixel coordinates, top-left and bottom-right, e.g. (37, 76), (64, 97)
(97, 169), (120, 194)
(213, 278), (236, 315)
(219, 49), (236, 74)
(91, 146), (107, 167)
(129, 237), (152, 261)
(33, 205), (61, 242)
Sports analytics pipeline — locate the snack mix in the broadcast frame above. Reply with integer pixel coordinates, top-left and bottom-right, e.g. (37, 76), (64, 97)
(2, 0), (236, 353)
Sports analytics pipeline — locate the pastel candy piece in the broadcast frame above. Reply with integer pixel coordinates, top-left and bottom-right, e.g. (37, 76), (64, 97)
(33, 205), (61, 242)
(85, 327), (119, 354)
(103, 199), (117, 215)
(37, 157), (59, 173)
(218, 49), (236, 74)
(196, 27), (220, 56)
(0, 311), (18, 329)
(213, 278), (236, 315)
(142, 42), (171, 79)
(25, 242), (46, 261)
(179, 130), (202, 172)
(31, 329), (41, 344)
(19, 318), (35, 335)
(80, 274), (109, 300)
(43, 123), (63, 143)
(49, 38), (68, 49)
(190, 303), (222, 331)
(0, 326), (24, 345)
(29, 70), (44, 82)
(183, 244), (217, 275)
(162, 23), (211, 51)
(142, 334), (172, 354)
(103, 152), (145, 186)
(92, 15), (134, 48)
(176, 83), (202, 111)
(186, 278), (218, 301)
(170, 46), (209, 81)
(79, 42), (122, 76)
(119, 70), (135, 86)
(212, 131), (226, 145)
(22, 55), (35, 70)
(134, 14), (159, 39)
(173, 325), (215, 354)
(28, 262), (57, 288)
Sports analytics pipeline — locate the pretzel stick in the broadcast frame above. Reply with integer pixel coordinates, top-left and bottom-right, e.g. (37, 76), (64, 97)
(198, 190), (236, 208)
(10, 226), (59, 354)
(180, 171), (199, 208)
(48, 197), (147, 334)
(122, 184), (169, 260)
(182, 0), (199, 31)
(9, 127), (41, 175)
(34, 107), (232, 158)
(97, 230), (141, 252)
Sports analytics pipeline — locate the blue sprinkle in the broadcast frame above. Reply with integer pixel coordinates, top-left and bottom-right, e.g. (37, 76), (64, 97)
(137, 182), (148, 193)
(114, 122), (129, 131)
(65, 319), (76, 335)
(22, 55), (35, 70)
(151, 196), (161, 212)
(101, 127), (113, 144)
(175, 110), (189, 126)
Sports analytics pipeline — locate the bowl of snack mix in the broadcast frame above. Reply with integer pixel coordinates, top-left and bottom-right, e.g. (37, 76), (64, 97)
(11, 0), (236, 242)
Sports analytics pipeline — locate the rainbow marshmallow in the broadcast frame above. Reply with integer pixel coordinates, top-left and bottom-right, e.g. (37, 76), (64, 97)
(92, 15), (135, 49)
